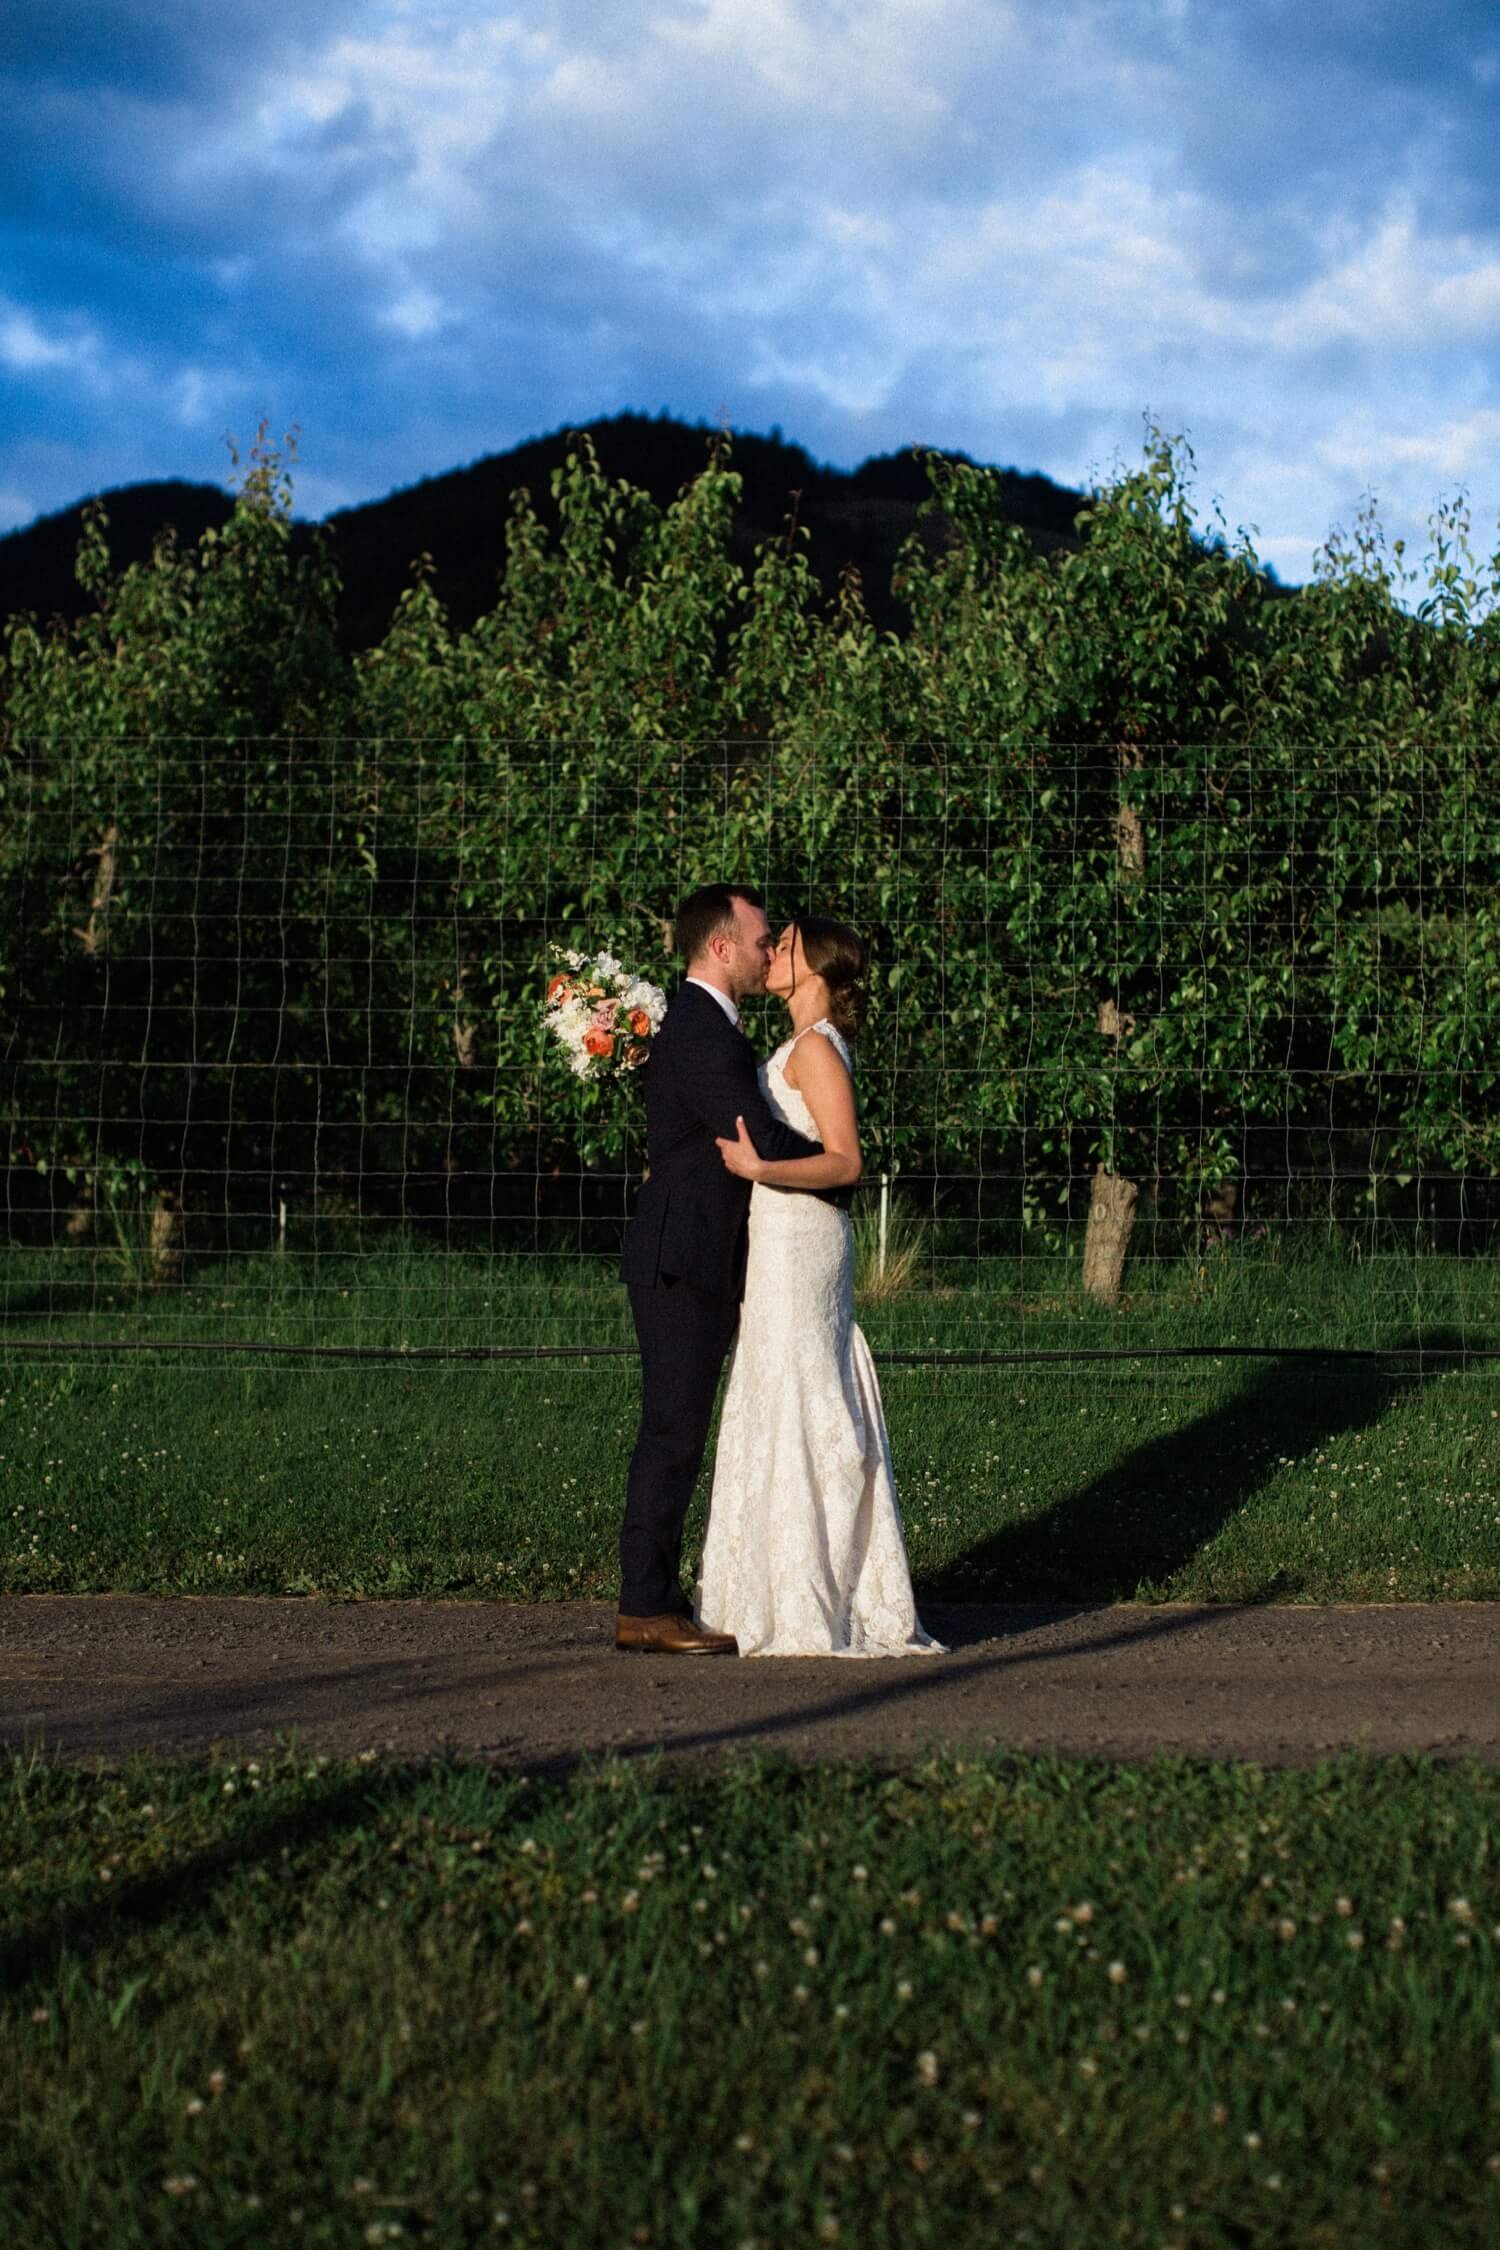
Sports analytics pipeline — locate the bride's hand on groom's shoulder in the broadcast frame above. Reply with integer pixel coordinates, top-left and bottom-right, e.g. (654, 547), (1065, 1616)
(715, 1115), (765, 1180)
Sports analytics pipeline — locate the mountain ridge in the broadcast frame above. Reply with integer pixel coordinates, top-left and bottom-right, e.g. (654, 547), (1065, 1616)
(0, 409), (1092, 650)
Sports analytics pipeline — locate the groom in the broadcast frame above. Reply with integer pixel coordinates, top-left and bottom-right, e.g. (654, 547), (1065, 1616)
(616, 883), (828, 1652)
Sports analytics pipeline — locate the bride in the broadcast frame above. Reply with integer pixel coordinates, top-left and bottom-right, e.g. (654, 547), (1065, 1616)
(694, 917), (945, 1658)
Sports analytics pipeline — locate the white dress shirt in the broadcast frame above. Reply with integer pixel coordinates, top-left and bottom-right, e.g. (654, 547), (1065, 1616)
(685, 975), (740, 1028)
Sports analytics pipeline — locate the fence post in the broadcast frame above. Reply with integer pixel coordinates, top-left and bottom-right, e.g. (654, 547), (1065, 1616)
(878, 1172), (890, 1283)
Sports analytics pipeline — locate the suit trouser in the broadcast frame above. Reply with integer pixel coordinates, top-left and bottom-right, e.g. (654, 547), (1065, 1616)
(620, 1279), (739, 1616)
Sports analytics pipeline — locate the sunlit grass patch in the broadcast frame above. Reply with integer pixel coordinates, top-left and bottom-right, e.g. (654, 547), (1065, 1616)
(3, 1246), (1499, 1603)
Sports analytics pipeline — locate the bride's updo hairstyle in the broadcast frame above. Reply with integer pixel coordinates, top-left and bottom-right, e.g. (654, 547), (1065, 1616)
(793, 918), (870, 1043)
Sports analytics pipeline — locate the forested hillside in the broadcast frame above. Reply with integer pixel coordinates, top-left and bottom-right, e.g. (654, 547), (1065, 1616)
(0, 411), (1088, 651)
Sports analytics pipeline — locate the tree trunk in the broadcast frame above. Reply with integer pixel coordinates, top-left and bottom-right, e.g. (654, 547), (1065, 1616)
(1083, 1166), (1138, 1306)
(1083, 740), (1147, 1306)
(63, 1178), (95, 1241)
(74, 824), (120, 956)
(1201, 1177), (1239, 1248)
(150, 1189), (185, 1288)
(451, 952), (479, 1069)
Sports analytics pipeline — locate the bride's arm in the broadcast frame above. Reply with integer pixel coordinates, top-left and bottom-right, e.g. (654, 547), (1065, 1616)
(716, 1033), (862, 1189)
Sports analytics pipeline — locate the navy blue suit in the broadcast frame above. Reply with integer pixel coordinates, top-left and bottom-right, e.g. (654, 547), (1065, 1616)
(617, 981), (830, 1615)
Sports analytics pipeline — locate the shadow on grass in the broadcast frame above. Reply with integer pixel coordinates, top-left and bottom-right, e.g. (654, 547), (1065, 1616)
(919, 1327), (1467, 1603)
(0, 1746), (525, 2008)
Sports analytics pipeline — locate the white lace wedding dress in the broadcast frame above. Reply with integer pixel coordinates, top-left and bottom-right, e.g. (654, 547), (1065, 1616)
(694, 1020), (946, 1659)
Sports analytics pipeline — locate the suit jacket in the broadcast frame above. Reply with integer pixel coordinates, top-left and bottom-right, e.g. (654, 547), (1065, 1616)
(619, 981), (845, 1300)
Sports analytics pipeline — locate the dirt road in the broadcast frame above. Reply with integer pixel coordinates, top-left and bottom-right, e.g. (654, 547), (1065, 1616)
(3, 1594), (1497, 1769)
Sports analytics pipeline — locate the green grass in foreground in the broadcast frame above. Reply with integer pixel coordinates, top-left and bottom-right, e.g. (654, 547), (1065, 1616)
(3, 1248), (1500, 1602)
(3, 1750), (1498, 2246)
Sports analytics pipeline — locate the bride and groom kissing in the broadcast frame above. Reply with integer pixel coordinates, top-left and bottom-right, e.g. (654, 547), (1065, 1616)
(617, 882), (944, 1660)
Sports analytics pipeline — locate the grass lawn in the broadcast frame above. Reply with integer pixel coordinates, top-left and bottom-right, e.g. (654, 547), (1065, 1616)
(3, 1245), (1499, 1603)
(4, 1747), (1498, 2246)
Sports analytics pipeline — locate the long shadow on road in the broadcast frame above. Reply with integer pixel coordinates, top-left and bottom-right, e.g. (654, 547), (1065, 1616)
(920, 1329), (1465, 1604)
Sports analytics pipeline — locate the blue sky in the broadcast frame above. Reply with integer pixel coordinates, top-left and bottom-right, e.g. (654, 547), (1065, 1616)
(4, 0), (1500, 588)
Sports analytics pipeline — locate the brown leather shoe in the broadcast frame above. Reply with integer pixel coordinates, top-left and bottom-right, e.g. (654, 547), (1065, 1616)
(615, 1612), (738, 1655)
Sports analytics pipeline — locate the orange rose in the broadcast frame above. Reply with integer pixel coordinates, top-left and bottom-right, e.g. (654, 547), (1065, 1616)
(583, 1026), (614, 1058)
(546, 973), (574, 1003)
(629, 1008), (652, 1037)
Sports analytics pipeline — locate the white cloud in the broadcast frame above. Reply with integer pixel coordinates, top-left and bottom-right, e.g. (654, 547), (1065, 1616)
(0, 486), (38, 532)
(376, 285), (458, 340)
(1313, 406), (1500, 491)
(173, 369), (211, 425)
(1270, 202), (1500, 352)
(0, 298), (96, 376)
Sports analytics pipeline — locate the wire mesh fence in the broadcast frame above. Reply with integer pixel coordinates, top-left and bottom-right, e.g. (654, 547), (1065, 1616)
(4, 735), (1498, 1372)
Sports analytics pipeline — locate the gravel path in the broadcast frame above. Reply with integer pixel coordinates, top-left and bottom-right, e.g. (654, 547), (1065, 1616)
(3, 1594), (1498, 1769)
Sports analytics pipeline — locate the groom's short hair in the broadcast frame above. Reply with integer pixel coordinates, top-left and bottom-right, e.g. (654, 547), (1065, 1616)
(675, 882), (765, 964)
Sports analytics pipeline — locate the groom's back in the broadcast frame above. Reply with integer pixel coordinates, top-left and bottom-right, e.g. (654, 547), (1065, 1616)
(638, 989), (735, 1178)
(620, 983), (751, 1296)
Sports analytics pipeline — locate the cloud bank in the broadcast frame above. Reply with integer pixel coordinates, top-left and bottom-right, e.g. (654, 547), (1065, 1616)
(4, 0), (1500, 587)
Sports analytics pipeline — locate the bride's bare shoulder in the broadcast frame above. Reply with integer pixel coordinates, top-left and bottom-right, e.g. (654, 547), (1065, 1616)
(783, 1021), (849, 1090)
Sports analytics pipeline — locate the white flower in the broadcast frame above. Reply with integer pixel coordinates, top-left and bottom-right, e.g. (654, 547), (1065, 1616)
(594, 952), (622, 979)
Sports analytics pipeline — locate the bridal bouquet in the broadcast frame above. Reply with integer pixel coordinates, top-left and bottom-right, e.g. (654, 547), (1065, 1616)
(542, 946), (668, 1080)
